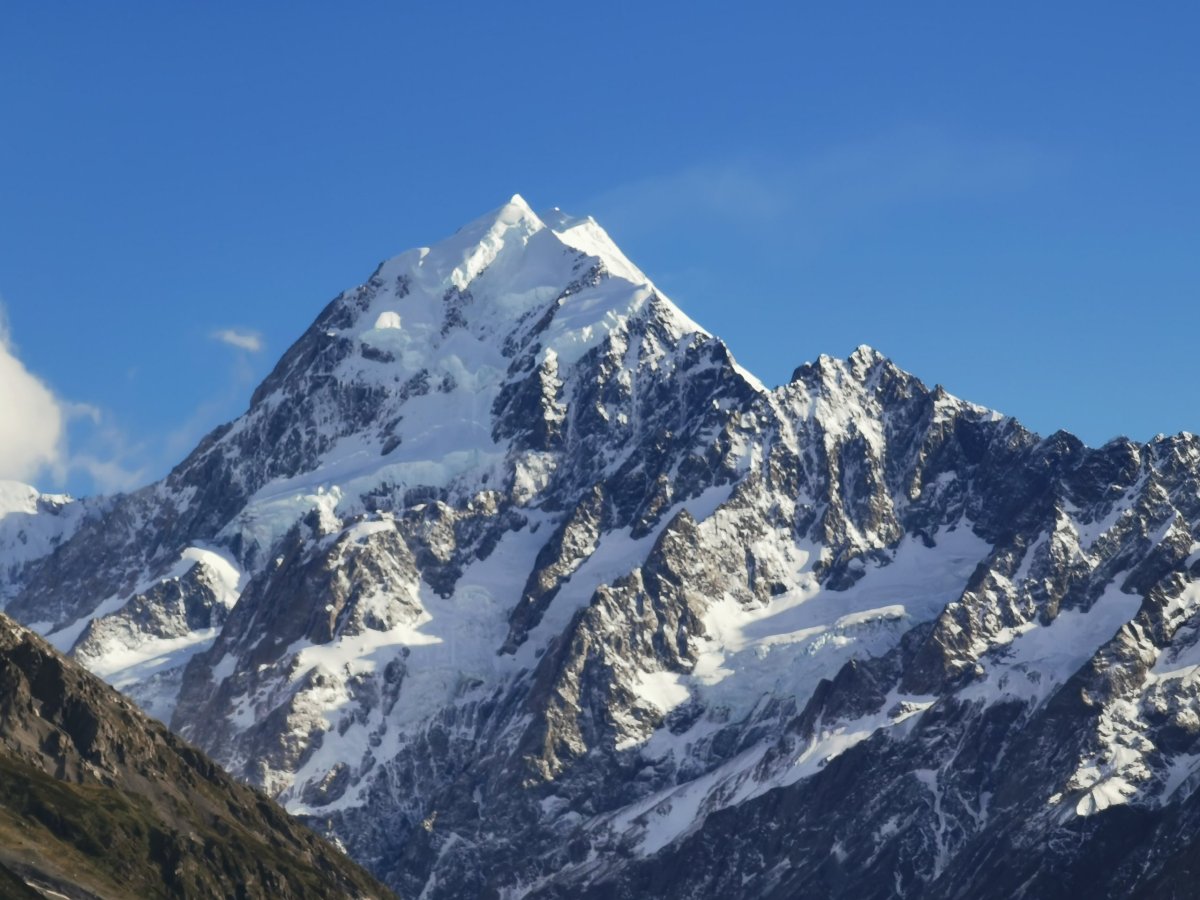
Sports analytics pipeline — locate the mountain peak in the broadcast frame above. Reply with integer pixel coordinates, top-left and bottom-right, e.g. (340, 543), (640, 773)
(145, 197), (724, 564)
(389, 194), (547, 295)
(542, 205), (649, 287)
(350, 197), (705, 370)
(413, 195), (652, 297)
(848, 343), (886, 366)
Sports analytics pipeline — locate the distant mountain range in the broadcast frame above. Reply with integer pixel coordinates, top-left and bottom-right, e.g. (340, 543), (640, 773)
(3, 196), (1200, 897)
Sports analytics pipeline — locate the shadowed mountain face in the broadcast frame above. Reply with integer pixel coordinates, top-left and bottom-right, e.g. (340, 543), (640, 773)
(3, 196), (1200, 897)
(0, 613), (394, 900)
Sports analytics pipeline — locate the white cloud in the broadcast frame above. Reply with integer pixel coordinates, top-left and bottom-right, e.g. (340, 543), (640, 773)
(0, 312), (66, 482)
(211, 328), (263, 352)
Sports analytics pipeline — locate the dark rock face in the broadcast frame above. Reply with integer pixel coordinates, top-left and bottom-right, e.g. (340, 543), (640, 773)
(3, 196), (1200, 898)
(0, 613), (394, 899)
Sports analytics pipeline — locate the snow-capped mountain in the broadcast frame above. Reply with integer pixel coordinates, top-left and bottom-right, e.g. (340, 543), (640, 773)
(5, 195), (1200, 897)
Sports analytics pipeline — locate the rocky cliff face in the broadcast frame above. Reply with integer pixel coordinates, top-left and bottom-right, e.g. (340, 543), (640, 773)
(4, 196), (1200, 897)
(0, 612), (393, 899)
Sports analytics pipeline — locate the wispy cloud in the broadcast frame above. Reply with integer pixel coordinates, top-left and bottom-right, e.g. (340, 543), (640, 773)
(0, 299), (149, 494)
(64, 451), (149, 495)
(161, 386), (245, 464)
(64, 345), (257, 496)
(49, 410), (150, 495)
(163, 336), (262, 464)
(0, 301), (271, 497)
(585, 128), (1050, 247)
(66, 329), (266, 493)
(211, 328), (263, 353)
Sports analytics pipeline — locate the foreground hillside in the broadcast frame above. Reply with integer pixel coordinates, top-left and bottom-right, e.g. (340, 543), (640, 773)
(3, 196), (1200, 897)
(0, 613), (393, 899)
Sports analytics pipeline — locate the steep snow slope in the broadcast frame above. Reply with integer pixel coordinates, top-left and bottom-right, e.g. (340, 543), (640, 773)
(5, 197), (1200, 898)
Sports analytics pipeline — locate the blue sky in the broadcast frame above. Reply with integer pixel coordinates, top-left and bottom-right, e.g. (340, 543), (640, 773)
(1, 3), (1197, 495)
